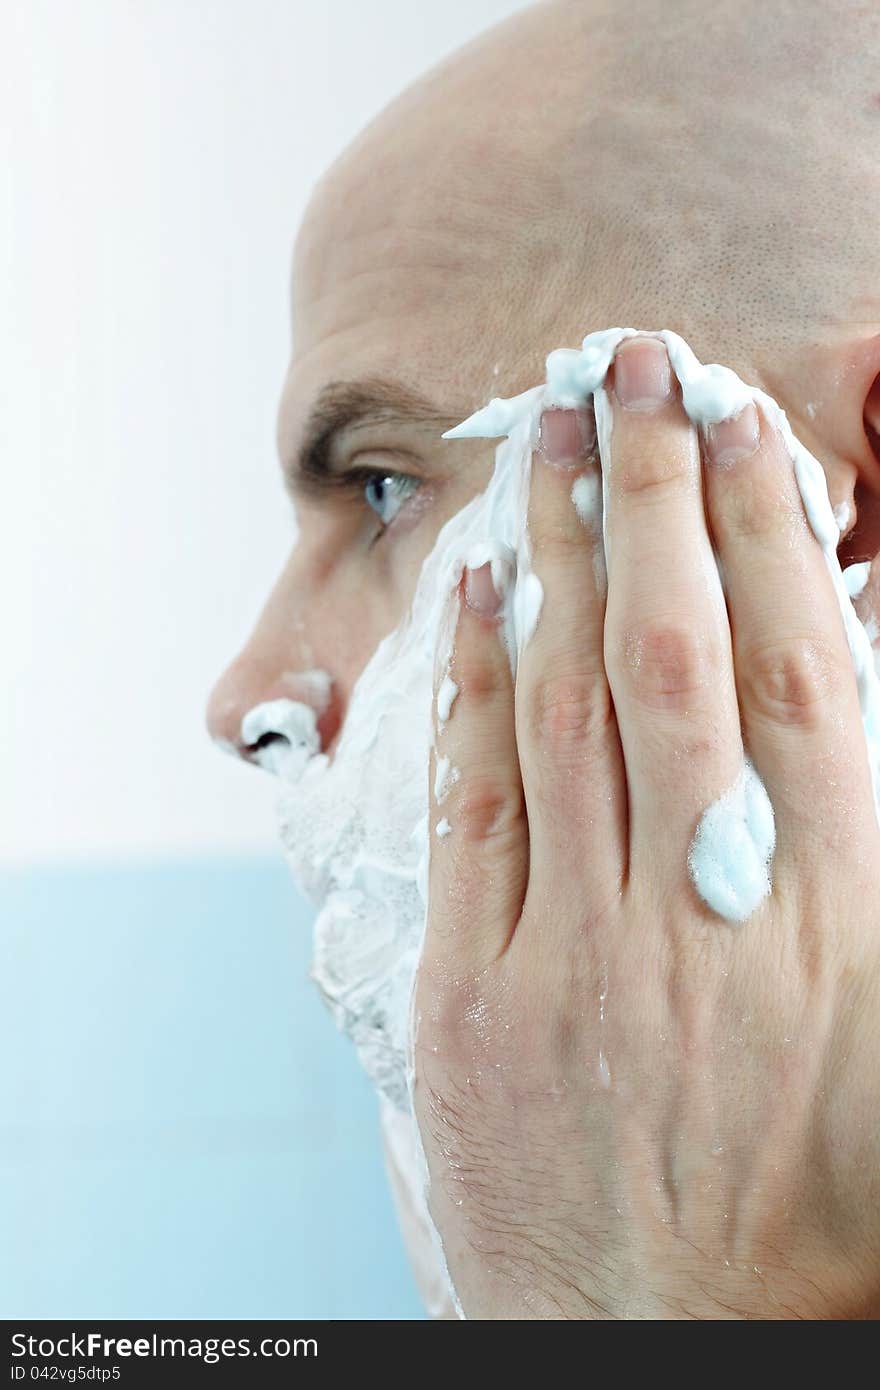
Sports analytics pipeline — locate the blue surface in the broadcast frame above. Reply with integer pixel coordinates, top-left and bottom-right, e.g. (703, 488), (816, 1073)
(0, 858), (424, 1319)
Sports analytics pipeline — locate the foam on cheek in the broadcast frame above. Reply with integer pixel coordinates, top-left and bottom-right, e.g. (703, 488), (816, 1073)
(263, 328), (880, 1313)
(268, 328), (880, 1114)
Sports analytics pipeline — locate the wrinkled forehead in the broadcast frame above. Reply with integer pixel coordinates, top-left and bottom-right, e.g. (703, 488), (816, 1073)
(284, 5), (608, 370)
(290, 122), (533, 346)
(277, 3), (746, 453)
(279, 141), (554, 459)
(294, 185), (468, 351)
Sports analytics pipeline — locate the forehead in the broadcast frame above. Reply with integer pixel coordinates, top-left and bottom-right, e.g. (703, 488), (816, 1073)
(275, 15), (617, 461)
(277, 148), (521, 464)
(292, 141), (491, 340)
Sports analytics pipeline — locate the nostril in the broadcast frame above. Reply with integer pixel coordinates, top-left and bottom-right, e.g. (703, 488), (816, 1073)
(209, 669), (338, 769)
(243, 730), (294, 775)
(250, 732), (286, 753)
(243, 730), (290, 762)
(240, 697), (322, 775)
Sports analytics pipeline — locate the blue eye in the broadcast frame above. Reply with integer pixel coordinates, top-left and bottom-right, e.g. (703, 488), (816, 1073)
(363, 471), (420, 527)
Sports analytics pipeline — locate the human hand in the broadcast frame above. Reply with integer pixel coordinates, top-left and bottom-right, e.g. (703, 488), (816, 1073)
(414, 335), (880, 1320)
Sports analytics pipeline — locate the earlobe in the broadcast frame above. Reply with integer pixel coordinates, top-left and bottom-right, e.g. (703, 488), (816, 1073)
(796, 330), (880, 473)
(841, 335), (880, 563)
(847, 331), (880, 477)
(865, 370), (880, 449)
(784, 329), (880, 566)
(835, 340), (880, 605)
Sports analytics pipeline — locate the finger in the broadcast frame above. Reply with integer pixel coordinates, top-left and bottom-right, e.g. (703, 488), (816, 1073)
(601, 336), (744, 882)
(514, 404), (628, 910)
(702, 401), (874, 840)
(425, 563), (528, 976)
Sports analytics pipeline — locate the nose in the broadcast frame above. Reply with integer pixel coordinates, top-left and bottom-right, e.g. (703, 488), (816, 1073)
(206, 659), (342, 770)
(207, 537), (350, 769)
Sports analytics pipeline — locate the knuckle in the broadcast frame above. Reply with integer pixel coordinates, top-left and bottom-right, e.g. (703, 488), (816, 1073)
(526, 672), (614, 755)
(458, 654), (509, 706)
(531, 515), (594, 562)
(615, 445), (694, 502)
(457, 777), (526, 848)
(741, 634), (849, 728)
(722, 472), (804, 543)
(618, 619), (720, 712)
(415, 965), (489, 1051)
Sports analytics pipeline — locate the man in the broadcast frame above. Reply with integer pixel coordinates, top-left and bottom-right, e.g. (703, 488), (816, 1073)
(207, 0), (880, 1317)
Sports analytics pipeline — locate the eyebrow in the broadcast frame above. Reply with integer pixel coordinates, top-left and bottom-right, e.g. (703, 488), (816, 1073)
(283, 377), (456, 500)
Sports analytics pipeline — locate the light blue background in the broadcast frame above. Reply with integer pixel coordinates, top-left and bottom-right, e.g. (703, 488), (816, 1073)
(0, 859), (423, 1319)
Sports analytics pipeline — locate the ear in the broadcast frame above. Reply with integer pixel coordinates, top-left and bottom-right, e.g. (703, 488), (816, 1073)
(794, 331), (880, 567)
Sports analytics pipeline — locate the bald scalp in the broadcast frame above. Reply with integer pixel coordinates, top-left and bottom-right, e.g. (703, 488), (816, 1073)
(311, 0), (879, 390)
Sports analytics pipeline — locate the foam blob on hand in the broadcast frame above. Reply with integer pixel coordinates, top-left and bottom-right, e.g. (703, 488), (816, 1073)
(687, 758), (776, 924)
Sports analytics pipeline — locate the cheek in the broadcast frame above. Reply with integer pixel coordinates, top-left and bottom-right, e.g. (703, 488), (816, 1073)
(320, 571), (399, 687)
(313, 540), (418, 698)
(384, 461), (495, 606)
(309, 463), (494, 702)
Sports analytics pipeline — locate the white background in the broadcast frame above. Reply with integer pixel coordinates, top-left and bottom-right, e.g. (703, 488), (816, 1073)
(2, 0), (527, 866)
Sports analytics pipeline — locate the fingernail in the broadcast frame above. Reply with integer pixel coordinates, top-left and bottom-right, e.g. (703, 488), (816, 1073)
(538, 406), (596, 466)
(464, 562), (503, 616)
(613, 337), (672, 411)
(705, 403), (760, 467)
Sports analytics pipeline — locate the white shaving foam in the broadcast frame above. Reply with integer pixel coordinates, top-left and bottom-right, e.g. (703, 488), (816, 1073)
(436, 675), (459, 725)
(843, 561), (871, 599)
(834, 500), (851, 533)
(571, 472), (607, 592)
(433, 756), (459, 803)
(240, 697), (321, 775)
(687, 756), (776, 924)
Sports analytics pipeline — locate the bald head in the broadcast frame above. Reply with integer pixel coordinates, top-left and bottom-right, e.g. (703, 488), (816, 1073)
(211, 0), (880, 833)
(294, 0), (879, 413)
